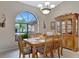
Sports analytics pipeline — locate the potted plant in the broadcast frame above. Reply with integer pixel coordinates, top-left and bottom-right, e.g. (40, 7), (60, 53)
(20, 33), (29, 39)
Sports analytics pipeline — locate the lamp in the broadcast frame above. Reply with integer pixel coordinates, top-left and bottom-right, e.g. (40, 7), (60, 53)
(42, 8), (51, 14)
(37, 2), (55, 14)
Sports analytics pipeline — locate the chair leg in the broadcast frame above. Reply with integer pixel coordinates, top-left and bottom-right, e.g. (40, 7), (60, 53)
(44, 54), (48, 58)
(58, 48), (60, 58)
(19, 52), (21, 58)
(61, 47), (63, 56)
(29, 54), (30, 58)
(50, 50), (54, 58)
(23, 54), (25, 58)
(43, 52), (47, 58)
(36, 52), (38, 58)
(51, 50), (54, 58)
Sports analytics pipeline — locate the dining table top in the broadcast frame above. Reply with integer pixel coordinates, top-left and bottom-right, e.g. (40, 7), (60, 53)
(24, 37), (46, 44)
(23, 36), (60, 45)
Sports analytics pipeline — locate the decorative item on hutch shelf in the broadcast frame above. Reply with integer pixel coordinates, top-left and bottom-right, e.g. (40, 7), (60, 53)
(0, 14), (6, 27)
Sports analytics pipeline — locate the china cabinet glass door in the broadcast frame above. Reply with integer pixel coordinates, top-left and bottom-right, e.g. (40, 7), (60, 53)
(62, 21), (66, 34)
(67, 19), (72, 34)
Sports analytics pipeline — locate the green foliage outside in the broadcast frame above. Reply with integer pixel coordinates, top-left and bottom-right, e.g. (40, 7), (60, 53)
(20, 33), (29, 39)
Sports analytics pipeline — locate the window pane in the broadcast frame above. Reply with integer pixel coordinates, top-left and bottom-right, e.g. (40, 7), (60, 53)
(15, 11), (37, 33)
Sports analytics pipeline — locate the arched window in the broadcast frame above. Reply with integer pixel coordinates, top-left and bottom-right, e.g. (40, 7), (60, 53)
(15, 11), (37, 34)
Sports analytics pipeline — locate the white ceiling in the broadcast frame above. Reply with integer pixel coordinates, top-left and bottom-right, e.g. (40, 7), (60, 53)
(20, 1), (63, 8)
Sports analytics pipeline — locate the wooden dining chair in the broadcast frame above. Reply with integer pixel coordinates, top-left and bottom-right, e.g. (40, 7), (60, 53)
(51, 35), (62, 58)
(44, 39), (54, 57)
(52, 39), (61, 57)
(17, 36), (32, 58)
(36, 35), (62, 58)
(36, 35), (54, 58)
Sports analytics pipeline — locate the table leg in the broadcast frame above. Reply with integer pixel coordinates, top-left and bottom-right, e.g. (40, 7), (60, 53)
(32, 46), (36, 58)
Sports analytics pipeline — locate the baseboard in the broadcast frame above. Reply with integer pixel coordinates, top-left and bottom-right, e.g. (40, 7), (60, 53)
(0, 46), (18, 54)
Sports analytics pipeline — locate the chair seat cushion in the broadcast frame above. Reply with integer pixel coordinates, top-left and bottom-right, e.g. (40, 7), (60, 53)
(36, 46), (45, 53)
(36, 45), (53, 53)
(24, 46), (32, 54)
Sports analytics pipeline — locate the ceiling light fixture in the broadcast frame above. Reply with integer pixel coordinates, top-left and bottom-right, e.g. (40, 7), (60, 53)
(37, 2), (55, 15)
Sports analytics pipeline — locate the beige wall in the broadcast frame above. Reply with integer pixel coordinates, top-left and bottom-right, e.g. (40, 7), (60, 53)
(53, 1), (79, 17)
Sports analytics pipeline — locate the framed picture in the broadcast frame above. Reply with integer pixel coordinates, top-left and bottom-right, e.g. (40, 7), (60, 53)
(43, 21), (46, 29)
(50, 21), (56, 30)
(0, 14), (6, 27)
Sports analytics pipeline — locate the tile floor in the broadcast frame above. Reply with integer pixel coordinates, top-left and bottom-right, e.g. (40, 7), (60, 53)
(0, 48), (79, 58)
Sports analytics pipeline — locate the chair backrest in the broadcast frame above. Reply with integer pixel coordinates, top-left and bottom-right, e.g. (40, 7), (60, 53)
(29, 33), (42, 38)
(29, 33), (35, 38)
(35, 33), (42, 37)
(44, 36), (53, 53)
(53, 39), (61, 49)
(18, 36), (26, 54)
(52, 35), (61, 49)
(44, 35), (61, 51)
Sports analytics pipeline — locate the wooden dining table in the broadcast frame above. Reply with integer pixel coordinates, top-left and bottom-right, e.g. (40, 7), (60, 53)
(24, 37), (46, 58)
(23, 35), (61, 58)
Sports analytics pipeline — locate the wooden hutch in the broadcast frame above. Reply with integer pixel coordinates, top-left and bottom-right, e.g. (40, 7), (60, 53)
(55, 13), (79, 51)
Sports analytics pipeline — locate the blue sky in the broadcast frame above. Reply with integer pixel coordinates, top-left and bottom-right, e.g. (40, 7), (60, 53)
(16, 11), (36, 23)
